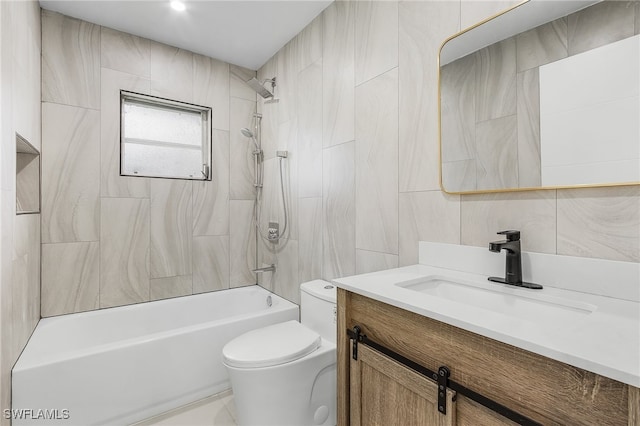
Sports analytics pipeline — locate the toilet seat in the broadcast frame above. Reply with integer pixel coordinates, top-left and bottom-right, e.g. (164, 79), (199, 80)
(223, 320), (321, 368)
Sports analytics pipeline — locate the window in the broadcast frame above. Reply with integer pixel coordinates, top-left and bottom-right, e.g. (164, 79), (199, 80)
(120, 91), (212, 180)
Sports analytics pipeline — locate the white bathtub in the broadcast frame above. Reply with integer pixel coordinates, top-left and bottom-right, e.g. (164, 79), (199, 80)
(12, 285), (298, 426)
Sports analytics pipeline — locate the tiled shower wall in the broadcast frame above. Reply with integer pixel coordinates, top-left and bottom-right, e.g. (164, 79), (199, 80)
(254, 0), (640, 304)
(0, 0), (41, 422)
(40, 10), (258, 317)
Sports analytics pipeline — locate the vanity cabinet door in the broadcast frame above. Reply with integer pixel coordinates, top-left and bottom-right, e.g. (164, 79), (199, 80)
(350, 344), (456, 426)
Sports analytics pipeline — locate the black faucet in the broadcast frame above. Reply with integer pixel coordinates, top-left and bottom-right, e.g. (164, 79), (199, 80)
(488, 230), (542, 289)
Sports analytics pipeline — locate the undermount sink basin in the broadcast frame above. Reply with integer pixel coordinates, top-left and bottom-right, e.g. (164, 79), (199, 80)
(396, 276), (597, 322)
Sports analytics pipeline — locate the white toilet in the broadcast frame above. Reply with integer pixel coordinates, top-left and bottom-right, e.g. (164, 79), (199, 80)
(222, 280), (337, 426)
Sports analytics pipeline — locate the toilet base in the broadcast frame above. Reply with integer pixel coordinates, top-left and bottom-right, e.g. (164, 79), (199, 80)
(225, 343), (336, 426)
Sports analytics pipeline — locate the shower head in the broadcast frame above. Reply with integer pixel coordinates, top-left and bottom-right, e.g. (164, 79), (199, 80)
(245, 77), (275, 99)
(240, 127), (254, 138)
(240, 127), (260, 151)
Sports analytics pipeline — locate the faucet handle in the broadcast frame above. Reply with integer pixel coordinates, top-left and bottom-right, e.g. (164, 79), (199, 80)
(497, 230), (520, 241)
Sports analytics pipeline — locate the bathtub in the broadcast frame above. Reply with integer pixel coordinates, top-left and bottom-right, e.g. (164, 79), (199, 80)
(12, 285), (298, 425)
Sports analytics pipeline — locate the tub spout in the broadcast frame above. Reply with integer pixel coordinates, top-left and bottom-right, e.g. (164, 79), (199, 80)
(252, 264), (276, 273)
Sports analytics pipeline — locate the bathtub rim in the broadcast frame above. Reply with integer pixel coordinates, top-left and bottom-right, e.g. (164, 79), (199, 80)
(14, 285), (299, 372)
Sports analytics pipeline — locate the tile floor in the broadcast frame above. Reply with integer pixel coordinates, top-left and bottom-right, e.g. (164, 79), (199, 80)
(134, 390), (237, 426)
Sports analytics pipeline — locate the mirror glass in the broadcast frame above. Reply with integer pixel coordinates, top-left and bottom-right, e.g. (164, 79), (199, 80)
(439, 0), (640, 193)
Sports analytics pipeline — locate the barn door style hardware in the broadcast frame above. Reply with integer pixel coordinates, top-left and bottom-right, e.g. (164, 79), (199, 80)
(347, 326), (542, 426)
(436, 366), (450, 414)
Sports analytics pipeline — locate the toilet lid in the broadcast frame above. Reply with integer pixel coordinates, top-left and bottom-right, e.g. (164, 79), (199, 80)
(223, 320), (321, 368)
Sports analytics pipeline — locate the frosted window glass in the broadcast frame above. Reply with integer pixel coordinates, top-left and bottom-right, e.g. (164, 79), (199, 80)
(124, 103), (201, 146)
(120, 92), (211, 180)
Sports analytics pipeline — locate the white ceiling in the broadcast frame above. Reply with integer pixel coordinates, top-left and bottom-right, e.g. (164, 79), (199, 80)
(39, 0), (333, 70)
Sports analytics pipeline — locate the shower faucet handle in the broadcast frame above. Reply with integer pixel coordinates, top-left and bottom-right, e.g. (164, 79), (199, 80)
(268, 222), (279, 242)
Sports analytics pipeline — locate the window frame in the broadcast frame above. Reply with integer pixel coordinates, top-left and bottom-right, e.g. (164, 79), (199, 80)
(119, 90), (212, 181)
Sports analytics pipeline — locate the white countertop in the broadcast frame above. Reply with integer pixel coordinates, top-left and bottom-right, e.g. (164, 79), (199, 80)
(333, 263), (640, 388)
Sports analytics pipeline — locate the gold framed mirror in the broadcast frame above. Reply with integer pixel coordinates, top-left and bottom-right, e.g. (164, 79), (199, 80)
(438, 0), (640, 194)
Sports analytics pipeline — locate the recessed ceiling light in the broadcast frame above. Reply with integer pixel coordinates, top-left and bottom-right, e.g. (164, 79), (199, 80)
(170, 1), (186, 12)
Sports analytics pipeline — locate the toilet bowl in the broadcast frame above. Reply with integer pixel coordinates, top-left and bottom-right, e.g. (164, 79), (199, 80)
(222, 280), (337, 426)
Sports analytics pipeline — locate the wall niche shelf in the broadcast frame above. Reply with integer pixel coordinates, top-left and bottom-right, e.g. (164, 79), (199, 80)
(16, 134), (40, 215)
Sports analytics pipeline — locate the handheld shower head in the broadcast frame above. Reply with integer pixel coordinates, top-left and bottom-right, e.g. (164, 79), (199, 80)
(240, 127), (254, 138)
(240, 127), (260, 151)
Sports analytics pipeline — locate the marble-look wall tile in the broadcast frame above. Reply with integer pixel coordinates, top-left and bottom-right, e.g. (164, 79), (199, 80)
(355, 68), (398, 254)
(461, 191), (556, 254)
(475, 38), (516, 121)
(460, 0), (522, 29)
(150, 179), (192, 278)
(2, 1), (16, 188)
(12, 64), (41, 152)
(42, 10), (100, 109)
(10, 252), (31, 356)
(295, 14), (323, 74)
(517, 68), (541, 188)
(297, 59), (323, 198)
(100, 68), (151, 198)
(275, 42), (297, 128)
(355, 0), (398, 85)
(101, 27), (150, 77)
(399, 1), (459, 192)
(230, 65), (257, 102)
(260, 239), (300, 304)
(150, 275), (192, 301)
(276, 15), (321, 128)
(193, 129), (229, 236)
(322, 0), (355, 148)
(193, 54), (230, 131)
(567, 1), (636, 56)
(41, 242), (99, 317)
(1, 193), (14, 426)
(557, 186), (640, 262)
(230, 97), (257, 200)
(399, 191), (461, 266)
(516, 18), (567, 72)
(355, 249), (398, 275)
(298, 197), (322, 283)
(150, 41), (194, 103)
(11, 0), (41, 151)
(1, 100), (14, 193)
(440, 54), (476, 163)
(230, 200), (256, 287)
(12, 214), (40, 354)
(323, 142), (356, 280)
(42, 102), (100, 243)
(100, 198), (149, 308)
(193, 236), (230, 294)
(475, 115), (518, 190)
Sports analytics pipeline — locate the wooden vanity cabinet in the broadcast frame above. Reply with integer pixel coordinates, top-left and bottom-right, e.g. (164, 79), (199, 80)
(337, 289), (640, 426)
(350, 343), (456, 425)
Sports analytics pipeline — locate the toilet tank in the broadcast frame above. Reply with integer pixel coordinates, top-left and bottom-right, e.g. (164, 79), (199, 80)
(300, 280), (337, 344)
